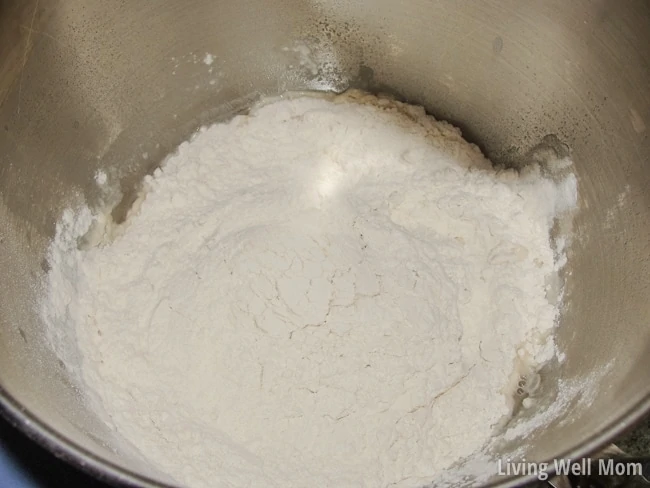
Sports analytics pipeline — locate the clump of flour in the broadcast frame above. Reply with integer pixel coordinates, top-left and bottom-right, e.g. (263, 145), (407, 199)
(41, 91), (577, 488)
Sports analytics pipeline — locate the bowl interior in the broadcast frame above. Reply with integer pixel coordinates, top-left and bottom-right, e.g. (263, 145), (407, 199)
(0, 0), (649, 486)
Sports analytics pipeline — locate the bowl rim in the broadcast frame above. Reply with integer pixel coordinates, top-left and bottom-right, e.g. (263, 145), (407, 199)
(1, 382), (649, 487)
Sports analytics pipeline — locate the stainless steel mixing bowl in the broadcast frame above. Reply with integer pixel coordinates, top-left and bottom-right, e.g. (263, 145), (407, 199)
(0, 1), (648, 486)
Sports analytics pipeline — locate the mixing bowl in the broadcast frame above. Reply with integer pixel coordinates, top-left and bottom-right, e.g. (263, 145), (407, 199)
(0, 0), (649, 486)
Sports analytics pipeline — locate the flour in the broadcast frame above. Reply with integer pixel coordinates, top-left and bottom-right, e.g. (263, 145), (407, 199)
(41, 91), (577, 488)
(203, 53), (215, 66)
(94, 169), (107, 186)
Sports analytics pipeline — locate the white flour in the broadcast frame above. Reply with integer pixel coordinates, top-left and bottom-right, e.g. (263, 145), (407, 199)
(42, 91), (577, 488)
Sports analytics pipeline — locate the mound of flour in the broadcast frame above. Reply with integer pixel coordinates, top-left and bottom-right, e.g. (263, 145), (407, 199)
(42, 91), (577, 488)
